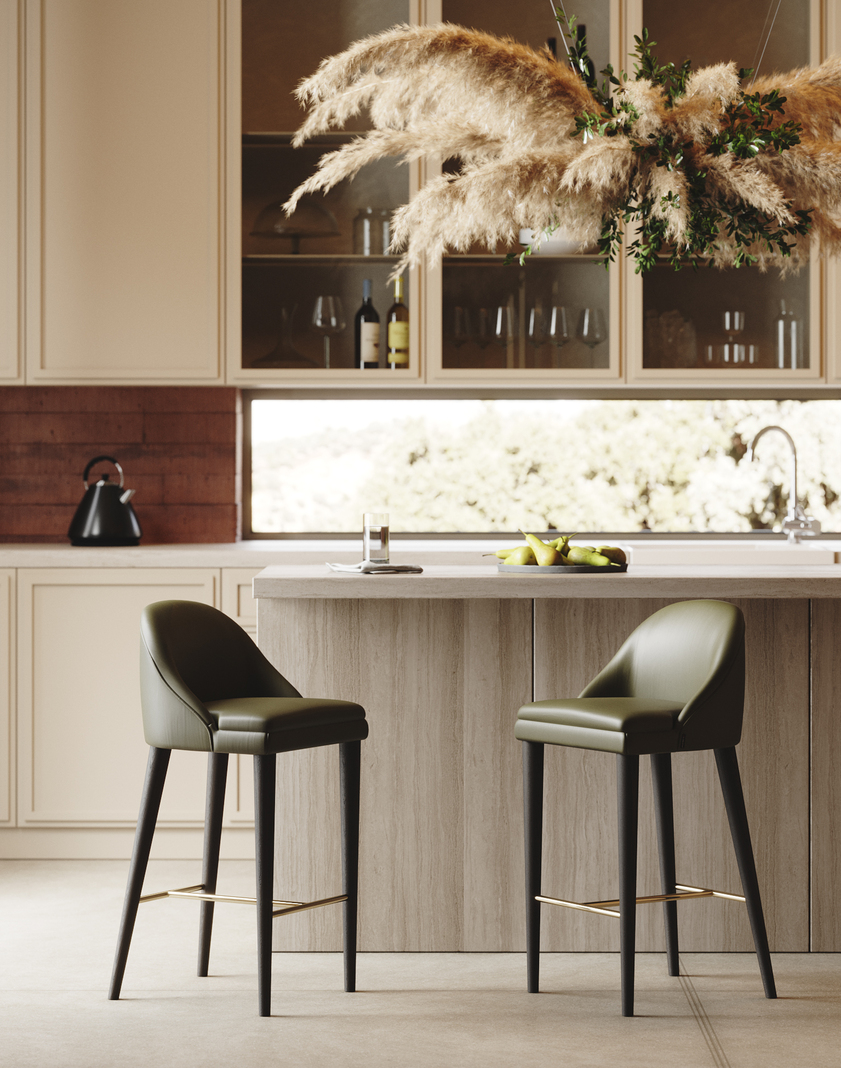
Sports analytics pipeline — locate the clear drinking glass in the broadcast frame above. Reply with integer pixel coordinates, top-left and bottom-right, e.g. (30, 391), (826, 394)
(577, 306), (607, 348)
(312, 296), (346, 369)
(363, 512), (389, 563)
(547, 305), (571, 367)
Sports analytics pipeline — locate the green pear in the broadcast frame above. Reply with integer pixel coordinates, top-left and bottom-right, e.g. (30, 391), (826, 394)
(567, 545), (612, 566)
(483, 547), (524, 559)
(520, 530), (560, 567)
(505, 544), (536, 566)
(595, 545), (627, 564)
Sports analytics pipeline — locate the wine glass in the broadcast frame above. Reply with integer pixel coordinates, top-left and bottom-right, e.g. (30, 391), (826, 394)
(546, 304), (571, 367)
(475, 307), (493, 349)
(526, 304), (545, 364)
(722, 309), (745, 365)
(451, 305), (472, 348)
(577, 307), (607, 350)
(493, 301), (516, 367)
(311, 296), (346, 368)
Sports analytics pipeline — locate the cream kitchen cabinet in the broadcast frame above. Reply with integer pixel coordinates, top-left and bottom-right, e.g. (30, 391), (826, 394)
(20, 0), (231, 385)
(0, 1), (21, 383)
(7, 566), (261, 858)
(8, 0), (841, 389)
(234, 0), (841, 391)
(0, 570), (13, 826)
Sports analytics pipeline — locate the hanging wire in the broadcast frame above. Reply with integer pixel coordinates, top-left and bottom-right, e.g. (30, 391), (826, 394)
(750, 0), (785, 85)
(548, 0), (574, 62)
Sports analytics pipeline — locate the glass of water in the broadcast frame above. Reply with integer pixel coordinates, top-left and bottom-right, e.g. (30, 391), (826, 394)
(363, 513), (389, 563)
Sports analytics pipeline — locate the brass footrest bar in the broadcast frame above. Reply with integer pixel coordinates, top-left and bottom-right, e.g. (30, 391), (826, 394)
(536, 882), (746, 918)
(272, 894), (348, 918)
(139, 883), (348, 916)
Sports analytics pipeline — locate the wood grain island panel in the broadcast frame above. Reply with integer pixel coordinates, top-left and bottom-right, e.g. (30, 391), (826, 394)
(255, 568), (826, 952)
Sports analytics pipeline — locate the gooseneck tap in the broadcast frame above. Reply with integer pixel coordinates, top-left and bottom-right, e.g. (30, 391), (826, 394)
(747, 426), (821, 543)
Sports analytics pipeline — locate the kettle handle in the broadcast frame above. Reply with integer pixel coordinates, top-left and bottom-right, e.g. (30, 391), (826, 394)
(82, 455), (124, 489)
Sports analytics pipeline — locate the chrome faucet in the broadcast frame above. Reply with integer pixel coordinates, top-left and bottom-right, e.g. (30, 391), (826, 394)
(747, 425), (821, 543)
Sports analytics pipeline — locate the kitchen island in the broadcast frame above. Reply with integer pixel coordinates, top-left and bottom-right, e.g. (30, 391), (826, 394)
(253, 561), (841, 956)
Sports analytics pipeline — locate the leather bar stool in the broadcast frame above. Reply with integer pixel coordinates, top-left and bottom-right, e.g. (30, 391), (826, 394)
(516, 599), (776, 1016)
(108, 600), (368, 1016)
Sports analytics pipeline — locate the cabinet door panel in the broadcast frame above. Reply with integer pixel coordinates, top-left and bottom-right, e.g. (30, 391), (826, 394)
(0, 1), (21, 381)
(0, 571), (13, 824)
(220, 567), (261, 633)
(17, 569), (218, 826)
(627, 0), (823, 383)
(25, 0), (225, 383)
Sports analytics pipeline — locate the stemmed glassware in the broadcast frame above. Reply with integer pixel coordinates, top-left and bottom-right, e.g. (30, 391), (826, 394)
(493, 301), (516, 367)
(475, 308), (492, 349)
(311, 296), (346, 368)
(577, 307), (607, 351)
(722, 309), (746, 365)
(451, 306), (472, 348)
(527, 304), (545, 364)
(546, 304), (571, 367)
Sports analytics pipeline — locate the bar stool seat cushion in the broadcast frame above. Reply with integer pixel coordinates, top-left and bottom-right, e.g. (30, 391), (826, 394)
(207, 697), (368, 755)
(516, 698), (683, 755)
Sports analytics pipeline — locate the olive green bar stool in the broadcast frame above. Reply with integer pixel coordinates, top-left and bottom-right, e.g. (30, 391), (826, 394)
(108, 600), (368, 1017)
(516, 599), (776, 1017)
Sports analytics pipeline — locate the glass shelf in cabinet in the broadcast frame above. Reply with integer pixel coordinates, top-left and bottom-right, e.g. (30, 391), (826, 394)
(442, 254), (603, 265)
(243, 255), (402, 265)
(243, 131), (361, 147)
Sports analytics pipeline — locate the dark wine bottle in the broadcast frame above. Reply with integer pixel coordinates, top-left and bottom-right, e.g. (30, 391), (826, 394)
(354, 278), (380, 369)
(387, 275), (409, 369)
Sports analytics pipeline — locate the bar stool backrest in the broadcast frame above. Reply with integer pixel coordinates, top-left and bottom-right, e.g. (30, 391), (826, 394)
(579, 600), (746, 750)
(139, 600), (301, 751)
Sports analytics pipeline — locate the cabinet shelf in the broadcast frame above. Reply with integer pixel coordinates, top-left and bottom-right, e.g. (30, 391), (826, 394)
(243, 132), (360, 146)
(443, 254), (603, 265)
(243, 254), (401, 265)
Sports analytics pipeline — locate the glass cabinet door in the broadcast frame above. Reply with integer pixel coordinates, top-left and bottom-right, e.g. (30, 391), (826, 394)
(428, 0), (619, 383)
(235, 0), (418, 383)
(628, 0), (822, 381)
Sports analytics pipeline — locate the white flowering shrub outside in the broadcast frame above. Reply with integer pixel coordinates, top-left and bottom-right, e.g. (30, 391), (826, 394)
(251, 399), (841, 534)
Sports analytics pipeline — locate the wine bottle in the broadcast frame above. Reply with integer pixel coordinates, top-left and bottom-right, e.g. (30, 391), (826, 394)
(387, 275), (409, 369)
(354, 279), (380, 369)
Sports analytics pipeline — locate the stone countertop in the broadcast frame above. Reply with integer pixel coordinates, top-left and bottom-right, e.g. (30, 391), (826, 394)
(0, 542), (369, 568)
(253, 562), (841, 600)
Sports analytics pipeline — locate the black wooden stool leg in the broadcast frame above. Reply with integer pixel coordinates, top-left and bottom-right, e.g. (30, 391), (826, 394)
(108, 746), (171, 1000)
(618, 754), (640, 1017)
(340, 740), (361, 993)
(523, 740), (544, 993)
(254, 753), (276, 1017)
(198, 752), (229, 977)
(714, 746), (777, 999)
(650, 752), (679, 976)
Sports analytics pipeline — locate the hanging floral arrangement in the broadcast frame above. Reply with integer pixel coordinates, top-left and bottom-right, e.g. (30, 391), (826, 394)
(284, 9), (841, 274)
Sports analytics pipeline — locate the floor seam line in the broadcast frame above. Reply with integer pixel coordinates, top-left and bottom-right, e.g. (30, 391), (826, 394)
(678, 959), (733, 1068)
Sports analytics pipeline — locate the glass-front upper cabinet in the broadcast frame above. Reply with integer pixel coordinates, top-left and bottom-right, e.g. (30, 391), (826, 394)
(234, 0), (419, 384)
(626, 0), (822, 382)
(427, 0), (620, 383)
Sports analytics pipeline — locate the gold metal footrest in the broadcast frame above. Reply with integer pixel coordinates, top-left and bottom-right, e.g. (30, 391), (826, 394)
(536, 883), (746, 918)
(139, 883), (347, 918)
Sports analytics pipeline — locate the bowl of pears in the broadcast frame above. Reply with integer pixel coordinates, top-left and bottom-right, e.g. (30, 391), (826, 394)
(488, 532), (628, 573)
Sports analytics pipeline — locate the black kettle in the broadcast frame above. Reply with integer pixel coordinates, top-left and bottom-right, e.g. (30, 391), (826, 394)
(68, 456), (142, 546)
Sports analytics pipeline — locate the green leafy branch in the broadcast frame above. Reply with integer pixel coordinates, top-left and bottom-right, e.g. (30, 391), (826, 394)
(526, 11), (813, 273)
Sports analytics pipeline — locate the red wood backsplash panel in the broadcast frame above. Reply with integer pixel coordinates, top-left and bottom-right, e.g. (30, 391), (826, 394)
(0, 388), (241, 544)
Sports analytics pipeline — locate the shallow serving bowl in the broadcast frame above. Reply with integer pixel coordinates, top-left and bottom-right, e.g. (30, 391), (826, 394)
(497, 562), (628, 574)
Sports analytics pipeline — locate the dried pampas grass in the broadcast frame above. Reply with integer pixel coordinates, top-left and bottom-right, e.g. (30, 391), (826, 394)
(284, 22), (841, 273)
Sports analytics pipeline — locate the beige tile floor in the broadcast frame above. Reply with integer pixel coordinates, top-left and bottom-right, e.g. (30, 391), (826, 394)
(1, 860), (839, 1068)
